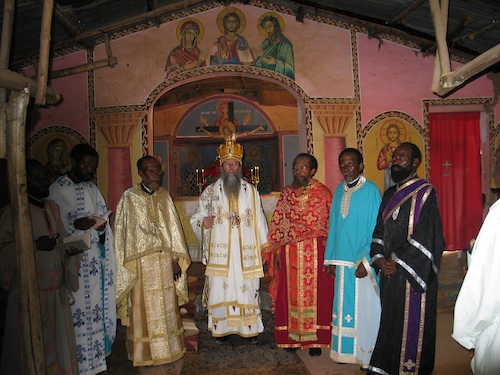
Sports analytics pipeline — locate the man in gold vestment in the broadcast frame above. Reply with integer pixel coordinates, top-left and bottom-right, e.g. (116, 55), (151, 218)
(114, 156), (191, 366)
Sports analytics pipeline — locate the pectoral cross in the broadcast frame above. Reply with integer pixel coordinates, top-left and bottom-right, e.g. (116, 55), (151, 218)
(150, 221), (158, 234)
(442, 160), (452, 176)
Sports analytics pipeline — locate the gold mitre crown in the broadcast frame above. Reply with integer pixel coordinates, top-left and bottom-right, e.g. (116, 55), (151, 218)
(217, 138), (244, 163)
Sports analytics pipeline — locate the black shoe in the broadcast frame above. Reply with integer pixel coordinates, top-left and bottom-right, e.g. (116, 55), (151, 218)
(309, 348), (322, 357)
(246, 337), (258, 345)
(285, 347), (298, 352)
(215, 336), (229, 344)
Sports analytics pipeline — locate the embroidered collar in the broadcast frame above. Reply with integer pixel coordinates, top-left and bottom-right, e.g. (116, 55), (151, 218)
(341, 176), (366, 218)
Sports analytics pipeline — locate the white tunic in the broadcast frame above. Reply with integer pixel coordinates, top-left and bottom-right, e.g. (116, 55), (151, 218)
(190, 179), (268, 337)
(452, 199), (500, 375)
(50, 175), (117, 375)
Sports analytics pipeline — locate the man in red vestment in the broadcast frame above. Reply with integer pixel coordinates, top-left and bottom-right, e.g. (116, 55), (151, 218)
(265, 153), (334, 356)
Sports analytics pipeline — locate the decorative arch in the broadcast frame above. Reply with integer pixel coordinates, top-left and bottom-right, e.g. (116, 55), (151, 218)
(143, 65), (311, 156)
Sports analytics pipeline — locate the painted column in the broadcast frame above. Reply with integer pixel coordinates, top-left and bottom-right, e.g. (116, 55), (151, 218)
(94, 112), (144, 213)
(311, 104), (357, 192)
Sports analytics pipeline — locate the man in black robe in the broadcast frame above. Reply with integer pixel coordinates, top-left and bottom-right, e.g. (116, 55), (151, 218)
(368, 142), (445, 375)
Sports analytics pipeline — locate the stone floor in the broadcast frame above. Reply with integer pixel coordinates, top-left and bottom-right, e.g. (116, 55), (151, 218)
(0, 250), (472, 374)
(104, 250), (473, 375)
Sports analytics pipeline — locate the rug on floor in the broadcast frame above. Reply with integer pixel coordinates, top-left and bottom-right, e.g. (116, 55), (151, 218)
(180, 310), (310, 375)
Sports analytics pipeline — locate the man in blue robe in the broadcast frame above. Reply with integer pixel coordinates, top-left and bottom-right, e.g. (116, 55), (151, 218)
(324, 148), (381, 369)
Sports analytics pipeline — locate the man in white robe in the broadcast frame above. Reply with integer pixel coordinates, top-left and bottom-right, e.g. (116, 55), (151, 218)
(452, 146), (500, 375)
(190, 137), (268, 341)
(49, 144), (116, 375)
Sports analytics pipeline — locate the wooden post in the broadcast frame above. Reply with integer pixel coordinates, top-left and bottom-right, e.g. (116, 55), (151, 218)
(431, 0), (449, 93)
(429, 0), (451, 77)
(35, 0), (55, 105)
(6, 88), (46, 374)
(0, 0), (15, 158)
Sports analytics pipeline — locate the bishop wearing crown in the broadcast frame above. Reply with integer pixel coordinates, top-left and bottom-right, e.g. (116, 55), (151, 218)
(190, 138), (269, 343)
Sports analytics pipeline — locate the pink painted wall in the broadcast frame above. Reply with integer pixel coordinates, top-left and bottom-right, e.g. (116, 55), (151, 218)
(23, 4), (498, 194)
(358, 34), (496, 127)
(23, 51), (90, 140)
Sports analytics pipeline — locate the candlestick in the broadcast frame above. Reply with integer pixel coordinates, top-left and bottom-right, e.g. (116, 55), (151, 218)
(196, 168), (205, 195)
(251, 166), (260, 188)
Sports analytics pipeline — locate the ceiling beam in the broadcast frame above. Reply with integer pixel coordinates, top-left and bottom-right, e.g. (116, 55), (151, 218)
(453, 19), (500, 46)
(63, 0), (207, 45)
(390, 0), (426, 24)
(430, 0), (500, 96)
(437, 44), (500, 96)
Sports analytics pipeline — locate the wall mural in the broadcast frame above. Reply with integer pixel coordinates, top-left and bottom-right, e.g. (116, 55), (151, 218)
(27, 126), (86, 183)
(165, 17), (206, 78)
(362, 114), (424, 193)
(164, 9), (295, 80)
(254, 12), (295, 80)
(171, 96), (276, 196)
(210, 7), (254, 65)
(494, 132), (500, 190)
(177, 97), (271, 138)
(376, 119), (407, 191)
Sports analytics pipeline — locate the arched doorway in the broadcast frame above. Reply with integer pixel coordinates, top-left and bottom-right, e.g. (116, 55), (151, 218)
(146, 70), (308, 198)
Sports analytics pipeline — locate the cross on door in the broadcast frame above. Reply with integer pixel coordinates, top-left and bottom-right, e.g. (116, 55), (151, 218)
(442, 160), (452, 176)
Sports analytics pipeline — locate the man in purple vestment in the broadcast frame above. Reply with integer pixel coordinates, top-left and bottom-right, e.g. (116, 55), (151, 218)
(368, 143), (445, 375)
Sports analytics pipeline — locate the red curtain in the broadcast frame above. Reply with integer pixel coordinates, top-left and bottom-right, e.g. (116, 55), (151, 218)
(429, 112), (482, 250)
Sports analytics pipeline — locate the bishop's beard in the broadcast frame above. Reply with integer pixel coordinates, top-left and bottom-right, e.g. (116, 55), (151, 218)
(221, 169), (242, 202)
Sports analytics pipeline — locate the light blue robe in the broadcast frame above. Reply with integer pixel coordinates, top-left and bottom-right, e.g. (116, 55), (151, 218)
(324, 176), (381, 367)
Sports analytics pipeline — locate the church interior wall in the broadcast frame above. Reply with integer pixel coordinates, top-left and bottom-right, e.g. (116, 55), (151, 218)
(23, 50), (90, 138)
(22, 3), (498, 209)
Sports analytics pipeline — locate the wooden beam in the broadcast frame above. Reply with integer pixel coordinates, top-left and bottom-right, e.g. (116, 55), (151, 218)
(6, 88), (46, 374)
(430, 0), (450, 94)
(390, 0), (426, 24)
(453, 19), (500, 45)
(0, 68), (61, 104)
(51, 57), (118, 79)
(35, 0), (55, 105)
(67, 0), (204, 44)
(0, 0), (14, 69)
(430, 0), (500, 96)
(436, 43), (500, 96)
(0, 0), (15, 159)
(50, 34), (117, 79)
(430, 0), (451, 75)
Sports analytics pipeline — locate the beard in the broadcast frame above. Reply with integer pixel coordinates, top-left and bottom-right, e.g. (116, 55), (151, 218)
(391, 164), (413, 183)
(292, 175), (309, 188)
(221, 169), (242, 201)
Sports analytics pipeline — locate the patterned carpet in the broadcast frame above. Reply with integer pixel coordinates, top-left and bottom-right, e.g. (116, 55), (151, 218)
(181, 310), (310, 375)
(179, 262), (310, 374)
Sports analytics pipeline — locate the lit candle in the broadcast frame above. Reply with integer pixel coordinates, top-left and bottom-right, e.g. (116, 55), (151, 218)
(255, 166), (260, 179)
(196, 168), (201, 185)
(251, 168), (255, 180)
